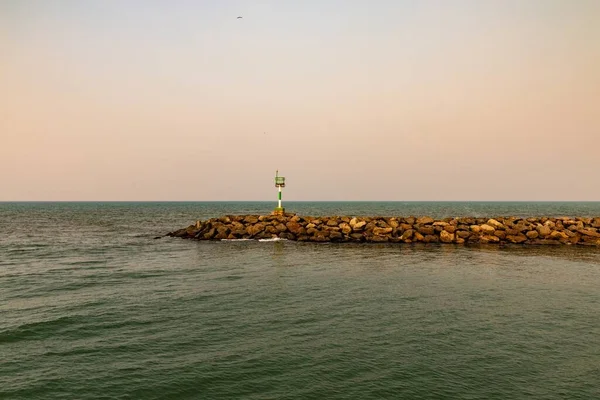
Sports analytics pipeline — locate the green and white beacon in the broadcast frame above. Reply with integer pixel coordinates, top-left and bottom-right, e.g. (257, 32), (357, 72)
(273, 170), (286, 215)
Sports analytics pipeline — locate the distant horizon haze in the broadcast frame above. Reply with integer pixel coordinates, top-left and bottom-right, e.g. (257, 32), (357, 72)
(2, 0), (599, 201)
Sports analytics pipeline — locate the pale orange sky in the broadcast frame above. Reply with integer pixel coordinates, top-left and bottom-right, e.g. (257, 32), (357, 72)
(1, 0), (599, 200)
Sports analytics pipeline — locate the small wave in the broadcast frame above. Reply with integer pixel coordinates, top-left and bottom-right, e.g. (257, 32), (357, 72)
(258, 237), (288, 242)
(220, 239), (255, 242)
(0, 315), (83, 344)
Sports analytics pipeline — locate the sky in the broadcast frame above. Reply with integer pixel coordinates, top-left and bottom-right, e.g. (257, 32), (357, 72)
(1, 0), (599, 201)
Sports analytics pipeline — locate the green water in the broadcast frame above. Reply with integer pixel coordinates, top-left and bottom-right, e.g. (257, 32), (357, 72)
(1, 202), (600, 399)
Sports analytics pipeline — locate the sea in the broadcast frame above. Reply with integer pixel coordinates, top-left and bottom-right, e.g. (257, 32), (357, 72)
(1, 201), (600, 400)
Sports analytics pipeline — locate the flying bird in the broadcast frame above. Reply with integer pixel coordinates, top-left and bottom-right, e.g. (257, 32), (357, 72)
(237, 16), (243, 19)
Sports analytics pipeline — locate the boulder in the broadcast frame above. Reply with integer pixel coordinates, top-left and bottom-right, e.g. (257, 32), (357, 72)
(550, 231), (569, 240)
(326, 218), (339, 227)
(351, 220), (367, 232)
(339, 223), (353, 235)
(329, 231), (344, 242)
(350, 233), (364, 241)
(286, 221), (306, 235)
(274, 223), (288, 232)
(417, 225), (435, 235)
(493, 230), (506, 239)
(203, 228), (216, 240)
(370, 235), (389, 242)
(487, 219), (505, 230)
(416, 216), (434, 225)
(387, 218), (400, 229)
(243, 215), (259, 224)
(443, 225), (456, 233)
(578, 228), (600, 238)
(440, 230), (454, 243)
(526, 230), (539, 239)
(480, 224), (496, 234)
(536, 225), (552, 237)
(413, 232), (425, 242)
(481, 235), (500, 243)
(312, 234), (330, 242)
(373, 227), (393, 235)
(306, 228), (319, 236)
(400, 229), (414, 240)
(216, 225), (230, 235)
(506, 234), (527, 244)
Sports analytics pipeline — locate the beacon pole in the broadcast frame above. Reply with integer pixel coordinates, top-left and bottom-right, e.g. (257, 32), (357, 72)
(274, 170), (286, 215)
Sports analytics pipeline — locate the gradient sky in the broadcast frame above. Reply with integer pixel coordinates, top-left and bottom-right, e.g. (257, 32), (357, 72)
(1, 0), (599, 201)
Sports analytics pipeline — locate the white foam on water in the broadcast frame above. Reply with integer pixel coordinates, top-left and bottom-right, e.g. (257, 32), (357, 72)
(220, 239), (254, 242)
(257, 237), (288, 242)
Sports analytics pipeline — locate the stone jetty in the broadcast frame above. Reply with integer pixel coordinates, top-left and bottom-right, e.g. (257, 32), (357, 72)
(167, 215), (600, 246)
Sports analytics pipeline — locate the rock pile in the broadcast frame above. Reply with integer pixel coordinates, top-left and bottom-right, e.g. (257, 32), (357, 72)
(167, 215), (600, 246)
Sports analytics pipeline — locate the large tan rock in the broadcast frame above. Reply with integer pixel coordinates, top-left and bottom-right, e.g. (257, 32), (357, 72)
(286, 221), (306, 235)
(480, 224), (496, 234)
(404, 217), (416, 225)
(243, 215), (259, 224)
(550, 230), (569, 240)
(578, 228), (600, 238)
(417, 225), (435, 235)
(487, 219), (505, 230)
(400, 229), (414, 240)
(275, 223), (287, 232)
(456, 230), (471, 239)
(306, 228), (319, 236)
(368, 235), (388, 242)
(350, 233), (364, 241)
(443, 225), (456, 233)
(416, 216), (434, 225)
(203, 228), (216, 240)
(387, 218), (400, 229)
(329, 231), (344, 241)
(470, 225), (481, 233)
(351, 220), (367, 231)
(339, 223), (352, 235)
(373, 227), (393, 235)
(526, 230), (539, 239)
(536, 225), (551, 237)
(506, 234), (527, 243)
(481, 235), (500, 243)
(326, 218), (339, 227)
(440, 230), (454, 243)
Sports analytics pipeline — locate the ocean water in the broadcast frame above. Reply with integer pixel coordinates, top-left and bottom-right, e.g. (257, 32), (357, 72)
(1, 202), (600, 399)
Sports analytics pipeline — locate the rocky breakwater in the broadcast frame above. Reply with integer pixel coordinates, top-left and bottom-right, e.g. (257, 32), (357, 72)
(167, 215), (600, 246)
